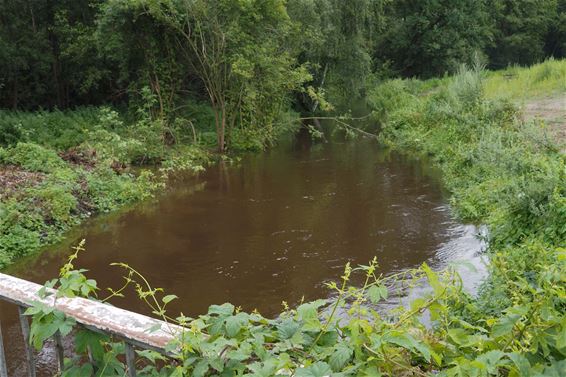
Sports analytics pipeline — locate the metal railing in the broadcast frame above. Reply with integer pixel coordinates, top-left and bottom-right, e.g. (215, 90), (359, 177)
(0, 272), (183, 377)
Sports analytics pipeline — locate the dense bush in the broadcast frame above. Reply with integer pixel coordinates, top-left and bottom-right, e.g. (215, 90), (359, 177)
(0, 143), (67, 173)
(0, 109), (102, 149)
(0, 104), (211, 267)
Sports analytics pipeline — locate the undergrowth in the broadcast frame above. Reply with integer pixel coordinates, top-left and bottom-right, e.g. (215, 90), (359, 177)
(0, 106), (210, 268)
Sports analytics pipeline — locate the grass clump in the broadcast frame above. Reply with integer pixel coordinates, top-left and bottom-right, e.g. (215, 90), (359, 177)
(483, 58), (566, 100)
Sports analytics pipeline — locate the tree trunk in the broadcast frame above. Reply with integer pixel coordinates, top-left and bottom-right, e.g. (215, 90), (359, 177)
(47, 0), (64, 108)
(12, 78), (18, 110)
(218, 107), (227, 153)
(311, 62), (329, 113)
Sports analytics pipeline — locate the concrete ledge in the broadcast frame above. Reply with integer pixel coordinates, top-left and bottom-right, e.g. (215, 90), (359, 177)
(0, 273), (182, 353)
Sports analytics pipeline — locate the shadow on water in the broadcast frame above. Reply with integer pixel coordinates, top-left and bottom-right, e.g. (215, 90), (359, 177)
(1, 130), (487, 376)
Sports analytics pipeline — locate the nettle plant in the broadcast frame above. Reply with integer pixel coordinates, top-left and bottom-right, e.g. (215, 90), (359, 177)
(27, 242), (566, 377)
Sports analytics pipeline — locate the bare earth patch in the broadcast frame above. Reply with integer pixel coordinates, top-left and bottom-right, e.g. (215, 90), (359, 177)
(522, 94), (566, 148)
(0, 165), (45, 200)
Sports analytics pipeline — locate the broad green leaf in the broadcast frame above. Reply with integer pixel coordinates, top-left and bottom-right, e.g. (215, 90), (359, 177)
(367, 285), (388, 304)
(296, 361), (333, 377)
(476, 350), (505, 374)
(208, 303), (235, 316)
(491, 311), (525, 338)
(192, 360), (209, 377)
(162, 294), (178, 304)
(277, 318), (300, 340)
(247, 359), (279, 377)
(383, 333), (431, 362)
(225, 313), (248, 338)
(508, 352), (531, 376)
(62, 363), (93, 377)
(329, 343), (353, 371)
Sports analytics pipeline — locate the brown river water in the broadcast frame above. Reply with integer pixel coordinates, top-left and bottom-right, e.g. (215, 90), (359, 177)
(0, 135), (487, 375)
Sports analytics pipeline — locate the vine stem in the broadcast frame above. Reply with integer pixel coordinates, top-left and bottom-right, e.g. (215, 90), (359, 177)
(311, 265), (351, 347)
(363, 344), (429, 377)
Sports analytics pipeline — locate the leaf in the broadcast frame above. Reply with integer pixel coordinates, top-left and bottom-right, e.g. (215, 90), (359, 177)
(192, 360), (209, 377)
(540, 359), (566, 377)
(208, 303), (235, 316)
(383, 333), (431, 362)
(297, 300), (326, 321)
(476, 350), (505, 373)
(162, 294), (178, 304)
(329, 343), (353, 371)
(367, 285), (388, 304)
(277, 318), (300, 340)
(556, 326), (566, 350)
(296, 301), (325, 332)
(247, 359), (279, 377)
(447, 328), (471, 346)
(508, 352), (531, 376)
(61, 363), (93, 377)
(296, 361), (333, 377)
(491, 312), (523, 338)
(168, 366), (186, 377)
(208, 357), (224, 372)
(136, 349), (167, 363)
(361, 366), (382, 377)
(74, 330), (107, 361)
(227, 342), (253, 361)
(225, 313), (248, 338)
(57, 317), (76, 337)
(145, 323), (162, 334)
(422, 263), (442, 296)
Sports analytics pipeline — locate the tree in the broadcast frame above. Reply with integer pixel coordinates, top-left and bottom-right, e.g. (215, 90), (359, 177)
(140, 0), (309, 152)
(544, 0), (566, 59)
(376, 0), (491, 78)
(287, 0), (384, 110)
(487, 0), (558, 68)
(0, 0), (53, 109)
(0, 0), (114, 109)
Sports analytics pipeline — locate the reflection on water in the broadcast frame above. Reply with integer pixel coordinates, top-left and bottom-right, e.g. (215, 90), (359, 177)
(1, 137), (486, 376)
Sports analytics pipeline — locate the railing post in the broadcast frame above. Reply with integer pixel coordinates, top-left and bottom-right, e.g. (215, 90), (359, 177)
(54, 331), (65, 372)
(18, 306), (36, 377)
(125, 343), (137, 377)
(0, 318), (8, 377)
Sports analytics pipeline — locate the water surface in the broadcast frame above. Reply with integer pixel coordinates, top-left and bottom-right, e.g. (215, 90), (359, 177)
(1, 136), (486, 375)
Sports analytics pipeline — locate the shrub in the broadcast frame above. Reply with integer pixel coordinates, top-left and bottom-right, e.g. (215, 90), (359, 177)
(1, 142), (66, 173)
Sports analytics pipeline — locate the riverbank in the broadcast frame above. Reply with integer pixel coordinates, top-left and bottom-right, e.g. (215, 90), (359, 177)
(366, 59), (565, 373)
(0, 107), (213, 269)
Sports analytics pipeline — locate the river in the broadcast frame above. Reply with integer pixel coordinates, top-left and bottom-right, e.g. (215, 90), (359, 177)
(0, 133), (487, 375)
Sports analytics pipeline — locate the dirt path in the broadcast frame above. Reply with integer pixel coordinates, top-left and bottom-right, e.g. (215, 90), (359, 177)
(522, 94), (566, 149)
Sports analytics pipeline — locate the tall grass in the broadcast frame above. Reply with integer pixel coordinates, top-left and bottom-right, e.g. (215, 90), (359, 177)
(483, 58), (566, 100)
